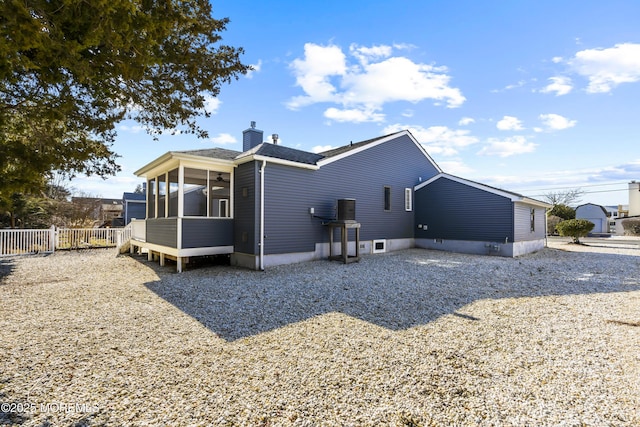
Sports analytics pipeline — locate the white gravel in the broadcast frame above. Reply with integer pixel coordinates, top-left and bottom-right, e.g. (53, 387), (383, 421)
(1, 241), (639, 426)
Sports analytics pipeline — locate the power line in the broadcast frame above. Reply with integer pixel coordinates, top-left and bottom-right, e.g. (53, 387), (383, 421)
(513, 181), (630, 193)
(526, 187), (629, 198)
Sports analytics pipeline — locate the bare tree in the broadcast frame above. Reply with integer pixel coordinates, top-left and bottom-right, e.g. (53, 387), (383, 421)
(542, 188), (584, 206)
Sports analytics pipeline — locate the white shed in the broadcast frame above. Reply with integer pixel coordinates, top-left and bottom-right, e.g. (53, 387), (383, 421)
(575, 203), (609, 234)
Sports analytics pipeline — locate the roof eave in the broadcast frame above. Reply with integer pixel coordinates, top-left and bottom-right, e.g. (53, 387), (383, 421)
(516, 198), (553, 209)
(415, 173), (552, 208)
(134, 151), (237, 177)
(235, 154), (320, 170)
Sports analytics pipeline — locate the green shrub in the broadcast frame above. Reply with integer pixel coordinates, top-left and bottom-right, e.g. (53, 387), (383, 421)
(621, 218), (640, 236)
(556, 219), (595, 243)
(548, 204), (575, 220)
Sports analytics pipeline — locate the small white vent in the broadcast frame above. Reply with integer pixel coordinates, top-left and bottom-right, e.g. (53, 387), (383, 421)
(372, 239), (386, 254)
(404, 188), (412, 211)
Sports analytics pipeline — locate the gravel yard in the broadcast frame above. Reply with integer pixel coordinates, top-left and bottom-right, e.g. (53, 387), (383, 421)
(1, 241), (639, 426)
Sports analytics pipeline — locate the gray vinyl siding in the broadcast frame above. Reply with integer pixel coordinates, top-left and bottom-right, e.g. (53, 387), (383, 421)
(233, 162), (259, 254)
(514, 203), (546, 241)
(184, 189), (207, 217)
(146, 218), (178, 247)
(124, 202), (146, 224)
(182, 218), (234, 248)
(261, 134), (440, 255)
(415, 177), (515, 242)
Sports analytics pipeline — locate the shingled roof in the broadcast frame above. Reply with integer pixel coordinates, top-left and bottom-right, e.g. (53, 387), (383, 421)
(252, 143), (324, 165)
(176, 130), (406, 166)
(318, 132), (404, 158)
(176, 147), (243, 161)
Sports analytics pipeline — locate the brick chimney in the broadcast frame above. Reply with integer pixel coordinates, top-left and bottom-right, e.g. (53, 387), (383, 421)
(242, 121), (264, 151)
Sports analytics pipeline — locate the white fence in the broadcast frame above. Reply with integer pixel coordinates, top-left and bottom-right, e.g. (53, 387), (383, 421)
(0, 227), (56, 256)
(0, 226), (127, 257)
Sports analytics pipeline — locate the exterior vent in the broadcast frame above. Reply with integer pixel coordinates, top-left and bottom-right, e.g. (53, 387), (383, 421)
(372, 239), (386, 254)
(337, 199), (356, 221)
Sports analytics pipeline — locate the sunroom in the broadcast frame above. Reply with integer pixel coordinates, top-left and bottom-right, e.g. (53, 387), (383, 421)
(133, 149), (237, 271)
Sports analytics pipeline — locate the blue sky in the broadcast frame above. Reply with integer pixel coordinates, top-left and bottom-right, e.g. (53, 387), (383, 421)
(72, 0), (640, 207)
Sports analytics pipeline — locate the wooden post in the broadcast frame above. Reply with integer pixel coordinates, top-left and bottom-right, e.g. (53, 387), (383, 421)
(327, 222), (360, 263)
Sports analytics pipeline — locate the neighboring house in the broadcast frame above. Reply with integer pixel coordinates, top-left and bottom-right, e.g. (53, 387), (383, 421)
(604, 205), (620, 219)
(575, 203), (610, 234)
(71, 197), (123, 227)
(122, 192), (147, 225)
(608, 180), (640, 235)
(133, 123), (551, 271)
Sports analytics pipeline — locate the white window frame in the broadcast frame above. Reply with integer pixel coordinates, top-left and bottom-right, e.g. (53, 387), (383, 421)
(219, 199), (229, 217)
(404, 188), (412, 211)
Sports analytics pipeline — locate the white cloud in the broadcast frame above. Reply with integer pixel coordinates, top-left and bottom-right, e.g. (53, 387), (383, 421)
(458, 117), (475, 126)
(538, 113), (576, 131)
(287, 43), (465, 122)
(437, 160), (474, 175)
(496, 115), (524, 131)
(287, 43), (347, 109)
(349, 43), (393, 65)
(569, 43), (640, 93)
(383, 123), (478, 156)
(478, 159), (640, 192)
(492, 80), (527, 93)
(245, 60), (262, 79)
(478, 136), (537, 158)
(118, 124), (145, 133)
(324, 107), (385, 123)
(209, 133), (237, 145)
(540, 76), (573, 96)
(203, 95), (221, 114)
(311, 145), (335, 153)
(552, 56), (563, 63)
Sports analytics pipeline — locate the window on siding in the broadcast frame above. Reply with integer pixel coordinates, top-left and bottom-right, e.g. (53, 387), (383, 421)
(530, 208), (535, 232)
(404, 188), (412, 211)
(384, 186), (391, 211)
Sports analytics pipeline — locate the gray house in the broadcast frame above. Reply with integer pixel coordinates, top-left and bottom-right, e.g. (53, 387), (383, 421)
(575, 203), (610, 234)
(132, 123), (550, 271)
(122, 192), (147, 225)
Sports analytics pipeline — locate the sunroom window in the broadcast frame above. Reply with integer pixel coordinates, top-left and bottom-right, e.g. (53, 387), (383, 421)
(183, 168), (231, 217)
(168, 169), (179, 217)
(147, 178), (156, 218)
(184, 168), (208, 216)
(157, 173), (166, 218)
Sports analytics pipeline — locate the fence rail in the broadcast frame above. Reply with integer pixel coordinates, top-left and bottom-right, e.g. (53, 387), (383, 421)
(0, 227), (126, 257)
(0, 228), (55, 256)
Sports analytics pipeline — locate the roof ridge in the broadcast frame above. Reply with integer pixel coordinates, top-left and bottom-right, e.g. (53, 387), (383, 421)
(318, 130), (406, 158)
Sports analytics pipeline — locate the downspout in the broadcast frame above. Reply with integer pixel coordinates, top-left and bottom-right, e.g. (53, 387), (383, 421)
(259, 160), (266, 271)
